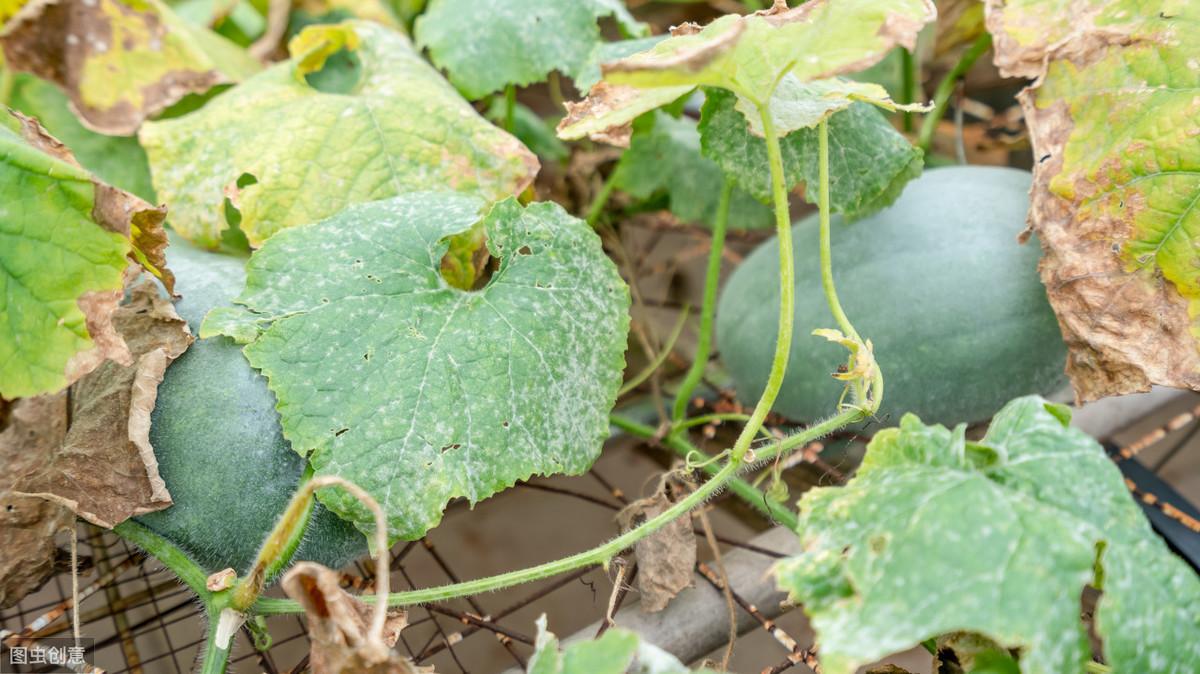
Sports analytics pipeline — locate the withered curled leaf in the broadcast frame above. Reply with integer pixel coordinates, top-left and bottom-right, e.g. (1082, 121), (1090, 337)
(17, 282), (193, 528)
(616, 473), (697, 613)
(985, 1), (1200, 400)
(282, 562), (424, 674)
(0, 394), (73, 609)
(0, 0), (258, 134)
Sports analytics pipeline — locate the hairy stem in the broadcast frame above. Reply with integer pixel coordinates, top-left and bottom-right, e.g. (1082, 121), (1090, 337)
(198, 613), (231, 674)
(112, 520), (211, 601)
(611, 413), (800, 529)
(721, 104), (795, 464)
(230, 467), (317, 611)
(918, 32), (992, 154)
(672, 178), (733, 422)
(817, 117), (856, 341)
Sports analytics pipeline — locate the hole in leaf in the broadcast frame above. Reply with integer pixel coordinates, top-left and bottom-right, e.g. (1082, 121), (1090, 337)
(517, 245), (532, 256)
(439, 443), (462, 453)
(439, 225), (498, 291)
(304, 46), (363, 94)
(334, 428), (350, 437)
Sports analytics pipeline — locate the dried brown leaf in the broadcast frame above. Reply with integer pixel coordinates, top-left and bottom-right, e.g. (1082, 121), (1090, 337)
(0, 394), (74, 608)
(986, 2), (1200, 401)
(616, 474), (696, 613)
(17, 282), (193, 528)
(1, 0), (256, 135)
(282, 562), (424, 674)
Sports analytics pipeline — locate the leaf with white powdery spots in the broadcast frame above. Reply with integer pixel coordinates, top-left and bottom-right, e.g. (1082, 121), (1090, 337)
(140, 21), (539, 249)
(202, 193), (630, 541)
(774, 396), (1200, 674)
(0, 0), (259, 135)
(700, 90), (922, 219)
(0, 110), (169, 399)
(414, 0), (647, 100)
(985, 0), (1200, 401)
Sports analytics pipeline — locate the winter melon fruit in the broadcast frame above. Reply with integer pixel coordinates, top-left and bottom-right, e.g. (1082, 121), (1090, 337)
(715, 166), (1066, 427)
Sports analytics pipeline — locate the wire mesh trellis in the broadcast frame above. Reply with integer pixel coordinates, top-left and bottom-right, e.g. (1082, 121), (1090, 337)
(3, 389), (1200, 674)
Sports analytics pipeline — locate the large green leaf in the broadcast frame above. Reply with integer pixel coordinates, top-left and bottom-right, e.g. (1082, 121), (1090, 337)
(527, 616), (720, 674)
(8, 73), (155, 201)
(140, 21), (539, 249)
(699, 89), (922, 219)
(985, 1), (1200, 400)
(0, 111), (168, 398)
(775, 396), (1200, 674)
(202, 193), (630, 540)
(557, 0), (934, 143)
(611, 111), (771, 230)
(414, 0), (647, 100)
(0, 0), (258, 135)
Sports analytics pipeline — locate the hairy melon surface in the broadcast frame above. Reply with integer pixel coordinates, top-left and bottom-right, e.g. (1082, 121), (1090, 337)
(716, 166), (1067, 427)
(134, 239), (367, 575)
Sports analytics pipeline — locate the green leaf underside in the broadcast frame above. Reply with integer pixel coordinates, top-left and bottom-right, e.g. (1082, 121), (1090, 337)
(700, 89), (922, 218)
(139, 21), (538, 249)
(414, 0), (647, 100)
(202, 193), (630, 541)
(612, 111), (771, 230)
(527, 616), (720, 674)
(775, 396), (1200, 674)
(8, 74), (156, 201)
(0, 0), (258, 135)
(0, 116), (129, 398)
(1035, 7), (1200, 337)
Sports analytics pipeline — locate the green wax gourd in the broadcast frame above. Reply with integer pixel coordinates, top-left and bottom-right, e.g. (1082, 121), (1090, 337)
(716, 166), (1067, 427)
(133, 238), (367, 575)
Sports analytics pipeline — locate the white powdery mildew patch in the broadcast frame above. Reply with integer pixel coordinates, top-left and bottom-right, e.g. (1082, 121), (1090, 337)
(207, 192), (630, 541)
(775, 397), (1200, 674)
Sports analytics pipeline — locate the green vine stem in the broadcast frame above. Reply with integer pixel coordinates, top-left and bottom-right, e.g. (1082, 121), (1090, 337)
(585, 170), (619, 226)
(619, 305), (691, 397)
(113, 520), (211, 600)
(900, 48), (916, 133)
(917, 32), (992, 154)
(611, 413), (800, 529)
(671, 177), (733, 422)
(817, 117), (884, 410)
(198, 607), (235, 674)
(503, 83), (516, 133)
(719, 104), (797, 465)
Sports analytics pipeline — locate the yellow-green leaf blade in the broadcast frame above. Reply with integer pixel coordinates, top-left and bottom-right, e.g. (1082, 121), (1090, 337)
(988, 1), (1200, 400)
(1, 0), (259, 135)
(140, 21), (539, 249)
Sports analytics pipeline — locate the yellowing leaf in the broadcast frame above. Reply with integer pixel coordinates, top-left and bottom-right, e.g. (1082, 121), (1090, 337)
(986, 0), (1200, 400)
(140, 21), (539, 248)
(0, 0), (259, 135)
(558, 0), (934, 143)
(0, 110), (169, 398)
